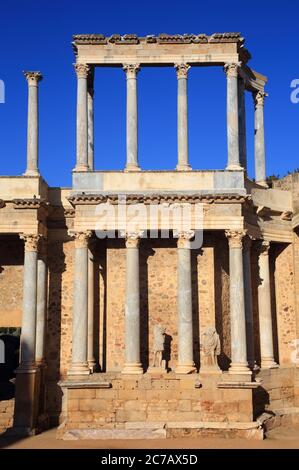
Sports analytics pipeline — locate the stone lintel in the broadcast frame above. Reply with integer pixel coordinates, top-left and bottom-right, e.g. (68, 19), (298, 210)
(217, 381), (261, 389)
(59, 380), (112, 389)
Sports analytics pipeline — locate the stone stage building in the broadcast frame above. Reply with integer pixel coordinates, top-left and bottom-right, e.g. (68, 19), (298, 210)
(0, 32), (299, 440)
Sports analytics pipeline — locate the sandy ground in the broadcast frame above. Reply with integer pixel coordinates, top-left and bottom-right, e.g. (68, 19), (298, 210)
(1, 426), (299, 449)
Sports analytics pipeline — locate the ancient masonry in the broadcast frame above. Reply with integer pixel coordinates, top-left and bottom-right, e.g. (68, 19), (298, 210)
(0, 32), (299, 440)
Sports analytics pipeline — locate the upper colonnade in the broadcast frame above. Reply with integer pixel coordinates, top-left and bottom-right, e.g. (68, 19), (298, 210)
(70, 32), (268, 186)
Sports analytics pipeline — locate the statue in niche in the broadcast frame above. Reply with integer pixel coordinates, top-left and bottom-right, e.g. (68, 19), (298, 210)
(200, 326), (221, 370)
(152, 325), (166, 369)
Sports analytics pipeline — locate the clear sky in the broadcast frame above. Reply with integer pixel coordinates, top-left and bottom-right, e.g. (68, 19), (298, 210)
(0, 0), (298, 187)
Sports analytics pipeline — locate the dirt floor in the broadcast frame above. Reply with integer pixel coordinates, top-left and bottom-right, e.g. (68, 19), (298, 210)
(1, 425), (299, 449)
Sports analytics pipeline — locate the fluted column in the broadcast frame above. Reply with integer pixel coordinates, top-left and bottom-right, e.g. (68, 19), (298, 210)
(238, 77), (247, 170)
(23, 72), (42, 176)
(35, 237), (47, 365)
(243, 236), (256, 370)
(254, 91), (268, 187)
(122, 231), (143, 374)
(224, 63), (241, 170)
(258, 241), (278, 368)
(175, 63), (191, 171)
(74, 63), (90, 171)
(68, 231), (92, 375)
(87, 243), (97, 372)
(226, 230), (250, 374)
(87, 68), (94, 171)
(18, 234), (39, 369)
(175, 230), (196, 374)
(123, 64), (140, 171)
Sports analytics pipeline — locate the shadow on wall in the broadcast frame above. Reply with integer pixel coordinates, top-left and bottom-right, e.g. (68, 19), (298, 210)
(214, 232), (231, 371)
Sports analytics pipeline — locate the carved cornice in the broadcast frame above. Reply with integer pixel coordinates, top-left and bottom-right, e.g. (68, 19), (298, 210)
(72, 32), (243, 46)
(224, 62), (241, 78)
(20, 234), (40, 252)
(68, 193), (249, 206)
(68, 230), (93, 248)
(123, 63), (141, 78)
(13, 198), (48, 210)
(254, 90), (268, 107)
(174, 229), (195, 248)
(175, 63), (190, 79)
(74, 63), (90, 79)
(23, 71), (43, 86)
(225, 229), (247, 248)
(121, 230), (144, 248)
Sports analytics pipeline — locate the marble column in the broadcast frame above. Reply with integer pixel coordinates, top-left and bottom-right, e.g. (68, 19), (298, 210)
(254, 91), (268, 187)
(23, 72), (42, 176)
(225, 230), (250, 374)
(87, 68), (94, 171)
(122, 231), (144, 374)
(224, 63), (241, 170)
(19, 234), (39, 369)
(35, 237), (47, 365)
(14, 234), (40, 432)
(175, 230), (196, 374)
(243, 236), (256, 370)
(238, 77), (247, 170)
(68, 231), (92, 375)
(74, 63), (90, 171)
(87, 244), (97, 372)
(175, 63), (191, 171)
(123, 64), (140, 171)
(258, 241), (278, 368)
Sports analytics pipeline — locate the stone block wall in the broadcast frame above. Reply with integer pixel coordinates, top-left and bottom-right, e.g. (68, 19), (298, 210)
(62, 373), (253, 430)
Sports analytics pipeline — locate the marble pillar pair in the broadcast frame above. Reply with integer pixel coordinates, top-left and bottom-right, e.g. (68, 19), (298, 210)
(226, 230), (277, 373)
(224, 63), (267, 185)
(121, 230), (196, 375)
(14, 234), (48, 432)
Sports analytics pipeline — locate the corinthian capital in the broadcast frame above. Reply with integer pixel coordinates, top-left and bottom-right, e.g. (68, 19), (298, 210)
(20, 233), (40, 252)
(259, 240), (270, 256)
(225, 229), (247, 248)
(69, 230), (93, 248)
(254, 91), (267, 108)
(74, 63), (90, 79)
(23, 71), (43, 86)
(123, 63), (140, 79)
(174, 230), (195, 248)
(121, 230), (144, 248)
(224, 62), (241, 78)
(175, 63), (190, 79)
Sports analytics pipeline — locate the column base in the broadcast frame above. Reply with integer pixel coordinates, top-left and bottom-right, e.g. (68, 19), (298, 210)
(256, 180), (268, 188)
(121, 363), (143, 375)
(23, 169), (40, 177)
(73, 165), (89, 172)
(88, 360), (98, 373)
(176, 164), (191, 171)
(67, 362), (91, 376)
(175, 364), (197, 374)
(228, 362), (252, 375)
(226, 163), (243, 171)
(124, 164), (141, 172)
(260, 358), (279, 369)
(13, 366), (40, 431)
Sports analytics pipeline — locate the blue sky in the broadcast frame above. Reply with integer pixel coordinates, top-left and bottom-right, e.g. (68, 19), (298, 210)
(0, 1), (298, 187)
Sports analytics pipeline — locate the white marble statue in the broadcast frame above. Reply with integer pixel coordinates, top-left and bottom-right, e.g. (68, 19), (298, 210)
(152, 325), (166, 368)
(200, 326), (221, 368)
